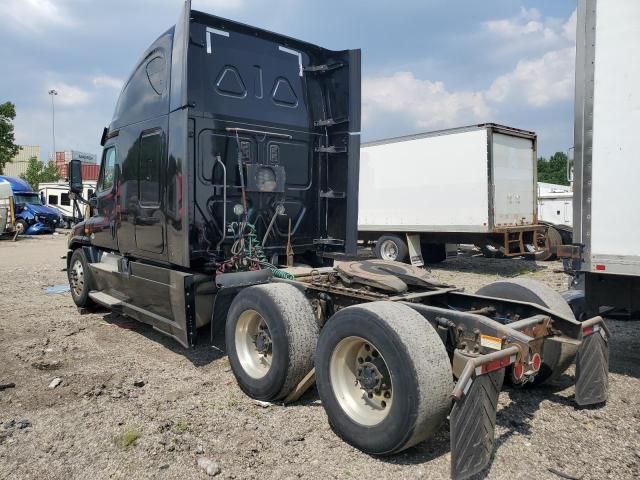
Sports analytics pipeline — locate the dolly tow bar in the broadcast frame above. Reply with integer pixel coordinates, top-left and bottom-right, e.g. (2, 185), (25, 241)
(449, 345), (520, 480)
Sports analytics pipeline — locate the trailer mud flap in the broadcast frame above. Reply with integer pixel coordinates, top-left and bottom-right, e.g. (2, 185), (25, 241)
(450, 368), (505, 480)
(575, 330), (609, 406)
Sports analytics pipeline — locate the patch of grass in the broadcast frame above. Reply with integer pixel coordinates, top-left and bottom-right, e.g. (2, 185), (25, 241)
(173, 421), (190, 434)
(114, 428), (142, 448)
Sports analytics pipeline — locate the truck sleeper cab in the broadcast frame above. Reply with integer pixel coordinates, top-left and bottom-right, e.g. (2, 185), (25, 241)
(66, 3), (609, 479)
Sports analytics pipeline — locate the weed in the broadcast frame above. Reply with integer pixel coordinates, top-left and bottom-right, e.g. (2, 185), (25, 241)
(114, 428), (142, 448)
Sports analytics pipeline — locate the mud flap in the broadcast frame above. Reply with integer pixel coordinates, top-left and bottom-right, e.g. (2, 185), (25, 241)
(575, 330), (609, 406)
(450, 368), (505, 480)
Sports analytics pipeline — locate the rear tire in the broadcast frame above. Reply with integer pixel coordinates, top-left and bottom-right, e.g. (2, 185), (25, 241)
(374, 235), (408, 263)
(225, 283), (318, 401)
(315, 302), (452, 455)
(476, 278), (577, 383)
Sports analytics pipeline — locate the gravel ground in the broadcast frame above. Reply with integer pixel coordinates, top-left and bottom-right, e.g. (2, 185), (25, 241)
(0, 234), (638, 480)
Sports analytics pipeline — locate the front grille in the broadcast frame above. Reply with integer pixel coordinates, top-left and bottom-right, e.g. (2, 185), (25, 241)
(41, 216), (58, 228)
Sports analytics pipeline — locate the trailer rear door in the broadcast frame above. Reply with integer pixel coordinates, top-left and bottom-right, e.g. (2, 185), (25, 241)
(491, 131), (536, 227)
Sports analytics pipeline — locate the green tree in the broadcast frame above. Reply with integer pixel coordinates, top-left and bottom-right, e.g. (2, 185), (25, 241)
(537, 151), (570, 185)
(0, 102), (21, 174)
(20, 156), (60, 190)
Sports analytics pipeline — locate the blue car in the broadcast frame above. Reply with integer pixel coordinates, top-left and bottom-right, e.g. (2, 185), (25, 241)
(0, 176), (63, 234)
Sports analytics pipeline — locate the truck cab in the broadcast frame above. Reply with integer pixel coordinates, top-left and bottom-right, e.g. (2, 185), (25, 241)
(0, 176), (63, 234)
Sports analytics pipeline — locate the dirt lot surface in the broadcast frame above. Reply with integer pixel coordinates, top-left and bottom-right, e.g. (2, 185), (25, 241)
(0, 234), (639, 480)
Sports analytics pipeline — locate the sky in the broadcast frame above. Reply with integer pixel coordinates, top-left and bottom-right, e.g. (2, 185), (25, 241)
(0, 0), (577, 161)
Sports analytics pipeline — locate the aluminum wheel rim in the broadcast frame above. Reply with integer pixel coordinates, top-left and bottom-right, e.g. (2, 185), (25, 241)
(235, 309), (272, 379)
(379, 240), (399, 261)
(70, 259), (85, 297)
(330, 336), (393, 426)
(15, 222), (24, 235)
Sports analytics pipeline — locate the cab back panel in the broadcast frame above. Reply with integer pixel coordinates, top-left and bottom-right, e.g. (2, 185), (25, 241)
(186, 12), (360, 266)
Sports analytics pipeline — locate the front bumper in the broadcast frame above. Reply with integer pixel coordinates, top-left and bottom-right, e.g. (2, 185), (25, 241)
(25, 222), (56, 234)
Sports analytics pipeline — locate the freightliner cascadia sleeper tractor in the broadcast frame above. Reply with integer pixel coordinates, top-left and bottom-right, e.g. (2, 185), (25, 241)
(66, 2), (609, 479)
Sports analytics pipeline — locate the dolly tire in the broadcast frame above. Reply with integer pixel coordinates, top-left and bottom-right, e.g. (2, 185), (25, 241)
(316, 301), (452, 455)
(225, 283), (318, 401)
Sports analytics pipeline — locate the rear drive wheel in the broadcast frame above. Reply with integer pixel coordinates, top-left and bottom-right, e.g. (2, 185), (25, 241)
(374, 235), (408, 263)
(316, 302), (452, 455)
(225, 283), (318, 401)
(68, 248), (95, 308)
(476, 278), (578, 383)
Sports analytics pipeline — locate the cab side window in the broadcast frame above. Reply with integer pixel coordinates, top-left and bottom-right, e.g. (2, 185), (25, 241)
(139, 132), (163, 205)
(98, 147), (116, 192)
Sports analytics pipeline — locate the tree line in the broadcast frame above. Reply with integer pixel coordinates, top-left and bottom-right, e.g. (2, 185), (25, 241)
(537, 151), (570, 186)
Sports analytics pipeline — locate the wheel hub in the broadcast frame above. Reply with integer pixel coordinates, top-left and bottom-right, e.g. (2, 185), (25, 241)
(356, 362), (383, 391)
(330, 337), (394, 426)
(254, 329), (272, 356)
(70, 259), (85, 296)
(235, 309), (273, 379)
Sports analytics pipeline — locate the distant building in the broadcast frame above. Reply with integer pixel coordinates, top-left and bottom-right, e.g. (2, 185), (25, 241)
(55, 150), (99, 181)
(2, 145), (40, 177)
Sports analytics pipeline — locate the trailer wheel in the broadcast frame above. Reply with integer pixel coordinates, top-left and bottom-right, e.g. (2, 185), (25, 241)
(316, 302), (452, 455)
(225, 283), (318, 401)
(476, 278), (577, 383)
(526, 226), (562, 261)
(374, 235), (408, 262)
(421, 243), (446, 263)
(67, 248), (96, 308)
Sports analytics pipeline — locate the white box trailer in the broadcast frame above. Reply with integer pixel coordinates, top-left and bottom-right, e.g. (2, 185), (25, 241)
(358, 123), (543, 263)
(563, 0), (640, 315)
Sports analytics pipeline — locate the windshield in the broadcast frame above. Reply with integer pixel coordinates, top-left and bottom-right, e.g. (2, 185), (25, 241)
(14, 193), (42, 205)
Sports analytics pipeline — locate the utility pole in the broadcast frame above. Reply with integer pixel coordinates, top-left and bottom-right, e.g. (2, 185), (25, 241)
(48, 89), (58, 162)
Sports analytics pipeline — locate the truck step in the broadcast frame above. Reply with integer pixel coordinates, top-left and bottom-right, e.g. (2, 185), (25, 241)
(88, 291), (123, 308)
(90, 262), (119, 273)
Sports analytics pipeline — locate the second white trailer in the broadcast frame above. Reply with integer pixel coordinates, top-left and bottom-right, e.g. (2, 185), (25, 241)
(359, 124), (543, 263)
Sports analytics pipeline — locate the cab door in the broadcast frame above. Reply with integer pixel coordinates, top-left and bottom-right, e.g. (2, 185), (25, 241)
(134, 129), (166, 254)
(89, 146), (118, 251)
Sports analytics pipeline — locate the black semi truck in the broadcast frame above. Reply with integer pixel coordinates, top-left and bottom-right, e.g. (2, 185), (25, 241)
(66, 2), (609, 479)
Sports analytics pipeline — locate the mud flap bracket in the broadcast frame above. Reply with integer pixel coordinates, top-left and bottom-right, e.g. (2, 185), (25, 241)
(450, 369), (505, 480)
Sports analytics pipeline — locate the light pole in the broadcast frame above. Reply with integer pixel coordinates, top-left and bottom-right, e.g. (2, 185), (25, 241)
(48, 89), (58, 162)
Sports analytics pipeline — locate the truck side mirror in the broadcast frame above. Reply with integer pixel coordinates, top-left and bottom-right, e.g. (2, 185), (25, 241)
(69, 159), (83, 194)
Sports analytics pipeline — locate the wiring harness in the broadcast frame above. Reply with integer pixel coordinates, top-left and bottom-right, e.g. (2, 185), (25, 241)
(217, 221), (294, 280)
